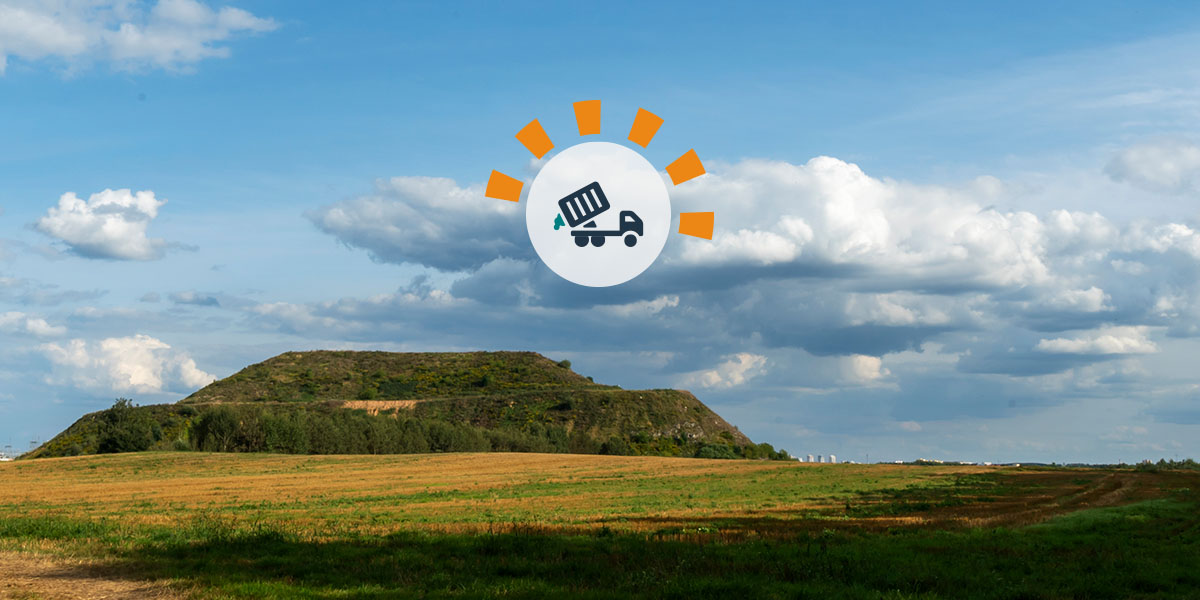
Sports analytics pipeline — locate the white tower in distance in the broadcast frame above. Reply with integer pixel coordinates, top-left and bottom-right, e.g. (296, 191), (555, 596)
(806, 454), (814, 463)
(829, 454), (837, 464)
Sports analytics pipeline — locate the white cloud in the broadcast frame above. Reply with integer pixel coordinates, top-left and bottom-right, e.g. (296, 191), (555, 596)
(35, 189), (171, 260)
(0, 311), (65, 337)
(844, 293), (954, 327)
(1035, 326), (1158, 355)
(308, 176), (526, 271)
(896, 420), (922, 432)
(1106, 139), (1200, 194)
(679, 353), (767, 389)
(599, 295), (679, 318)
(840, 354), (890, 383)
(291, 153), (1200, 388)
(39, 334), (215, 393)
(668, 157), (1057, 289)
(0, 0), (276, 74)
(1045, 286), (1111, 313)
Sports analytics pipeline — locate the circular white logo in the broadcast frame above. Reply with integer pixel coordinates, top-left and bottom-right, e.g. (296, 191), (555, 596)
(525, 142), (671, 287)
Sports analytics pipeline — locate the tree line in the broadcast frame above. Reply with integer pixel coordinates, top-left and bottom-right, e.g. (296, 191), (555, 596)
(89, 400), (792, 460)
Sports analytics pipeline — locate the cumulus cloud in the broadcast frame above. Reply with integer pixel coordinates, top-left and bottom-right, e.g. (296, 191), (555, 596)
(1035, 326), (1159, 355)
(1106, 139), (1200, 194)
(35, 188), (172, 260)
(0, 0), (276, 74)
(679, 353), (768, 389)
(0, 311), (65, 337)
(840, 354), (890, 384)
(667, 157), (1069, 292)
(308, 176), (528, 271)
(39, 334), (215, 393)
(285, 154), (1200, 394)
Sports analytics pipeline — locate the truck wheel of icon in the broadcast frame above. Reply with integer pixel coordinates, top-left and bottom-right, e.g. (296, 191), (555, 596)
(557, 181), (643, 249)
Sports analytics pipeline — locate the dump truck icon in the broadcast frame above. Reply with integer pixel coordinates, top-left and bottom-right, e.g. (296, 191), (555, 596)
(556, 181), (643, 248)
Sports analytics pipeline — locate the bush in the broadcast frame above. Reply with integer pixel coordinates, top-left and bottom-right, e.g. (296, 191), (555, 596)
(600, 436), (631, 456)
(569, 430), (601, 454)
(557, 359), (572, 370)
(696, 444), (738, 460)
(97, 399), (156, 454)
(192, 406), (241, 452)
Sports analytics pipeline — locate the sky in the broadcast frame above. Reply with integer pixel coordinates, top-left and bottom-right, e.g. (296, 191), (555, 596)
(3, 1), (1200, 463)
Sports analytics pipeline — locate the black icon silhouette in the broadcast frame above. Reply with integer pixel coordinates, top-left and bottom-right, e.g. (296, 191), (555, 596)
(556, 182), (643, 248)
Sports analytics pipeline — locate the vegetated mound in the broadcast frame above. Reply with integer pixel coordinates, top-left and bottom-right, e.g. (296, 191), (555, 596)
(30, 351), (783, 461)
(180, 351), (603, 404)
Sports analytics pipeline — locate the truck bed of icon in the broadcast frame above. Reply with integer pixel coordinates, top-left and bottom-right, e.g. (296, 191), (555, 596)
(556, 182), (643, 247)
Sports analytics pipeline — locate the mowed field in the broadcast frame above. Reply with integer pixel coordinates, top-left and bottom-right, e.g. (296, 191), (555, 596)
(1, 453), (1198, 599)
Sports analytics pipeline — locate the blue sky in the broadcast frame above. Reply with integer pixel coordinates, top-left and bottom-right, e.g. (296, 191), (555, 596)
(3, 1), (1200, 463)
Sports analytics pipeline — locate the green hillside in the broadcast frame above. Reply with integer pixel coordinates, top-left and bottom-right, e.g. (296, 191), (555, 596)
(180, 350), (605, 404)
(29, 351), (781, 461)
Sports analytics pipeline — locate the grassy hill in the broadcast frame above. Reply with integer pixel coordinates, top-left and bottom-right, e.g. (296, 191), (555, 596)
(180, 351), (605, 404)
(29, 351), (775, 460)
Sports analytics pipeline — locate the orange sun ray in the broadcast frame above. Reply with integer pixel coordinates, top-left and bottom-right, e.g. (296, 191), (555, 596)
(678, 212), (714, 239)
(573, 100), (601, 135)
(485, 170), (523, 202)
(666, 149), (705, 185)
(516, 119), (554, 158)
(628, 108), (664, 148)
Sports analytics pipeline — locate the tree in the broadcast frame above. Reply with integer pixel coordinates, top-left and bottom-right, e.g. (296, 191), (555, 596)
(193, 406), (240, 452)
(97, 398), (156, 453)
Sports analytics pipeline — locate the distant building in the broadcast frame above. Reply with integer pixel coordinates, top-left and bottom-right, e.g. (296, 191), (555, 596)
(829, 454), (837, 464)
(818, 454), (824, 463)
(806, 454), (814, 463)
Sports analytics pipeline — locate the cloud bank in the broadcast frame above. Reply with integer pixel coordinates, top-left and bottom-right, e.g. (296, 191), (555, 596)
(291, 150), (1200, 437)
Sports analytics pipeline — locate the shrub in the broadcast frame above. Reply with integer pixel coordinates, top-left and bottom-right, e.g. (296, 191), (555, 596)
(193, 406), (241, 452)
(696, 444), (738, 460)
(557, 359), (572, 370)
(97, 399), (156, 454)
(600, 436), (631, 456)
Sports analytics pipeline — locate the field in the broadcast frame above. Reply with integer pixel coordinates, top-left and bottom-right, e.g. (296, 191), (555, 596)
(1, 453), (1198, 598)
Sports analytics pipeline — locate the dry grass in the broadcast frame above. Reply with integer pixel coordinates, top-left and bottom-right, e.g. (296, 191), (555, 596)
(0, 552), (182, 600)
(2, 452), (1185, 541)
(2, 453), (1197, 599)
